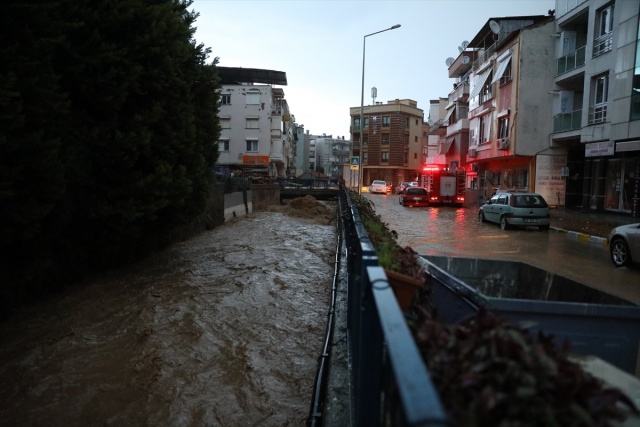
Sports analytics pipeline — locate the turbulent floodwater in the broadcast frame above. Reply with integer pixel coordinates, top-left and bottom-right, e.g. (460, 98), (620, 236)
(0, 204), (336, 426)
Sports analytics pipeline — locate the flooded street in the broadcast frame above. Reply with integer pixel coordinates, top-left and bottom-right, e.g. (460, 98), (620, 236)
(0, 201), (336, 426)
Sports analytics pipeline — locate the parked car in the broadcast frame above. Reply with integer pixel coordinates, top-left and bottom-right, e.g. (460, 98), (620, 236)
(370, 180), (388, 194)
(608, 223), (640, 267)
(399, 187), (430, 207)
(396, 181), (418, 194)
(479, 192), (550, 231)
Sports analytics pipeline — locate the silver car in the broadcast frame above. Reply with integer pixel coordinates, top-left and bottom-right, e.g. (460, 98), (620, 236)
(479, 192), (550, 231)
(608, 223), (640, 267)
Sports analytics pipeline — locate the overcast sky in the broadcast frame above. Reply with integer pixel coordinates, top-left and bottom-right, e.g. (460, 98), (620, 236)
(191, 0), (556, 139)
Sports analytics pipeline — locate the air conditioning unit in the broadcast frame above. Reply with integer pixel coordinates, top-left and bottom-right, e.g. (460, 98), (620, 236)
(498, 137), (510, 150)
(468, 148), (477, 157)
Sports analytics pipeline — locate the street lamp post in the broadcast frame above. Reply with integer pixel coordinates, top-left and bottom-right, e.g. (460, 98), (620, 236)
(358, 24), (401, 194)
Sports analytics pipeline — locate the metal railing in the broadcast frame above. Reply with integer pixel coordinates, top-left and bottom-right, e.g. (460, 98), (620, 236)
(339, 187), (449, 426)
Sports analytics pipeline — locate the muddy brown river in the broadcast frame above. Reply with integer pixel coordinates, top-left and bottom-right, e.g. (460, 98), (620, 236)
(0, 202), (337, 426)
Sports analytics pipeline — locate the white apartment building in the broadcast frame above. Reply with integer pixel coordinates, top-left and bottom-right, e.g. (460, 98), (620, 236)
(216, 67), (292, 177)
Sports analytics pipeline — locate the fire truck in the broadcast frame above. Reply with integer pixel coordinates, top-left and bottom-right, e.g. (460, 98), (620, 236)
(423, 166), (466, 206)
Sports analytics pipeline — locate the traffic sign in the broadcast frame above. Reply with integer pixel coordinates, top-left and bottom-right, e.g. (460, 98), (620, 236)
(350, 156), (360, 171)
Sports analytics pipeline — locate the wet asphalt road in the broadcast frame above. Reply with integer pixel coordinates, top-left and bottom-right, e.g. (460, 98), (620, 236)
(364, 193), (640, 305)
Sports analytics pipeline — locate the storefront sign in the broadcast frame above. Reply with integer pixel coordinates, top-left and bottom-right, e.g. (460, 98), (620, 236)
(242, 155), (269, 166)
(585, 141), (614, 157)
(535, 155), (567, 206)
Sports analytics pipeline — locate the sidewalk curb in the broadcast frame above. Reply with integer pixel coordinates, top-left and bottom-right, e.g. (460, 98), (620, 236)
(551, 227), (608, 247)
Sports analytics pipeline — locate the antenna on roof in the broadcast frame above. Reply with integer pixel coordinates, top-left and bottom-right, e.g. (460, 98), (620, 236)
(489, 20), (501, 34)
(461, 40), (469, 49)
(445, 57), (454, 67)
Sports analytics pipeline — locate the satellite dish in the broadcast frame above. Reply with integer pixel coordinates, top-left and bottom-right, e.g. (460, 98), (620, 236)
(461, 40), (469, 49)
(462, 56), (470, 64)
(458, 46), (464, 53)
(445, 57), (454, 67)
(489, 20), (501, 34)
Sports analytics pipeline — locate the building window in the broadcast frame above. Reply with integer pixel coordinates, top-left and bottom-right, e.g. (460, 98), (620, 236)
(246, 117), (259, 129)
(354, 117), (361, 129)
(245, 92), (260, 105)
(382, 136), (389, 145)
(363, 152), (368, 164)
(479, 115), (491, 144)
(415, 136), (418, 142)
(500, 61), (512, 85)
(589, 74), (608, 124)
(382, 116), (391, 127)
(220, 118), (231, 129)
(498, 117), (510, 140)
(363, 135), (368, 146)
(594, 4), (613, 57)
(221, 94), (231, 105)
(246, 139), (258, 152)
(219, 139), (230, 151)
(381, 152), (389, 162)
(364, 117), (369, 127)
(479, 73), (493, 103)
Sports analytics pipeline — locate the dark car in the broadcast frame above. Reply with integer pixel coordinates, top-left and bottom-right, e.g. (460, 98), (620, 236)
(399, 187), (430, 207)
(608, 223), (640, 267)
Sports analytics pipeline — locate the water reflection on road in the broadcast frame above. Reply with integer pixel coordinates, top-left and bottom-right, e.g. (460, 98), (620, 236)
(367, 193), (640, 304)
(0, 210), (335, 426)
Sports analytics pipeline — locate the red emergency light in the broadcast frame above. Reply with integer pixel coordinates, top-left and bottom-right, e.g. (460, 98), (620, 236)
(423, 165), (441, 172)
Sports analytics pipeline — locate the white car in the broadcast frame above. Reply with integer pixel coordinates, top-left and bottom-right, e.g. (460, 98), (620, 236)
(370, 180), (388, 194)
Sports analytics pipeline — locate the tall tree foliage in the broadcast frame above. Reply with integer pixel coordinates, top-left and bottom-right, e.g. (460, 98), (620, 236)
(0, 0), (220, 306)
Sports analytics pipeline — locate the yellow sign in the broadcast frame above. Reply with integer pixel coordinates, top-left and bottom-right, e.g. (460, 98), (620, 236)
(350, 156), (360, 171)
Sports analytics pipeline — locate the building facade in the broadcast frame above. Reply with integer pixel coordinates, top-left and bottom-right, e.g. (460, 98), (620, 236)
(349, 99), (424, 190)
(216, 68), (292, 177)
(551, 0), (640, 216)
(430, 15), (557, 205)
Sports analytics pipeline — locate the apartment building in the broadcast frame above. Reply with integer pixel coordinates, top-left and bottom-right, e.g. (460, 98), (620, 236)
(552, 0), (640, 216)
(216, 67), (292, 177)
(431, 15), (557, 205)
(313, 134), (351, 178)
(349, 99), (424, 188)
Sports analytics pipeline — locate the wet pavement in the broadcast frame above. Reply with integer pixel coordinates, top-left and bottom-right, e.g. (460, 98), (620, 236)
(0, 204), (337, 427)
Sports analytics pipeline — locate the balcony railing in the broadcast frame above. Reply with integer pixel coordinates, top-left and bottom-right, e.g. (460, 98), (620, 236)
(588, 104), (607, 124)
(556, 45), (586, 76)
(593, 33), (613, 58)
(553, 109), (582, 133)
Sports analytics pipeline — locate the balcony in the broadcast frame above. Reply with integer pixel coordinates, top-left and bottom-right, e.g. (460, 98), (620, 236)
(448, 82), (470, 105)
(556, 46), (585, 76)
(446, 118), (470, 136)
(553, 109), (582, 133)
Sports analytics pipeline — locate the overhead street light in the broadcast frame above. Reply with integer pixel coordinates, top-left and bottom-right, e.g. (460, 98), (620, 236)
(358, 24), (401, 194)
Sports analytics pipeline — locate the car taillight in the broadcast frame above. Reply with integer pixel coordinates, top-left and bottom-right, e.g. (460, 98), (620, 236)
(457, 196), (465, 202)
